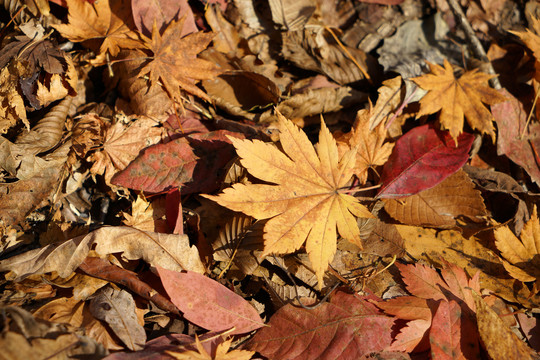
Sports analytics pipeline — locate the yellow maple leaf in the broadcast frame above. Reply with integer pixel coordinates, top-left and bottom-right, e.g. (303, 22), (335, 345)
(412, 59), (506, 142)
(203, 112), (373, 287)
(511, 17), (540, 66)
(0, 60), (31, 133)
(139, 18), (222, 103)
(52, 0), (142, 60)
(168, 336), (254, 360)
(494, 206), (540, 294)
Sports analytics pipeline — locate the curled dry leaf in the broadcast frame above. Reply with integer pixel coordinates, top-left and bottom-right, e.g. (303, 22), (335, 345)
(0, 226), (205, 281)
(384, 169), (487, 228)
(204, 112), (373, 287)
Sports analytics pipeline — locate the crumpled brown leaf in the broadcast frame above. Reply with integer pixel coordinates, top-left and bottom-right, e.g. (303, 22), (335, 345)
(0, 226), (205, 281)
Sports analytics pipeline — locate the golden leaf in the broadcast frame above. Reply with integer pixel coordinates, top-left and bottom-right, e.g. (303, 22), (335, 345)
(494, 206), (540, 293)
(139, 18), (222, 103)
(412, 59), (506, 142)
(204, 112), (373, 287)
(52, 0), (142, 60)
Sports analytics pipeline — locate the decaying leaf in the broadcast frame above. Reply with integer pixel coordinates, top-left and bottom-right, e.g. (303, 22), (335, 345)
(494, 206), (540, 293)
(204, 112), (373, 286)
(0, 226), (205, 281)
(412, 60), (506, 142)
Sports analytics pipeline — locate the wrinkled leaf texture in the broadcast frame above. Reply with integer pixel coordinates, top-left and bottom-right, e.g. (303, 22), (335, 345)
(247, 290), (394, 360)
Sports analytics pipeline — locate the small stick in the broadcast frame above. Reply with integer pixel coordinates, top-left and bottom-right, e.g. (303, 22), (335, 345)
(446, 0), (501, 90)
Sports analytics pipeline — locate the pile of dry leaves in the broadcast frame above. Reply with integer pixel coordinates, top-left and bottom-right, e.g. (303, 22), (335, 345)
(1, 0), (540, 359)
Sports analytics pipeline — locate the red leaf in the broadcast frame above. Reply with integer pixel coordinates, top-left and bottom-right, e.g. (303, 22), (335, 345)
(377, 124), (474, 198)
(156, 267), (264, 335)
(247, 290), (395, 360)
(397, 263), (449, 301)
(429, 300), (465, 360)
(492, 89), (540, 185)
(388, 318), (431, 352)
(375, 296), (431, 321)
(111, 130), (243, 194)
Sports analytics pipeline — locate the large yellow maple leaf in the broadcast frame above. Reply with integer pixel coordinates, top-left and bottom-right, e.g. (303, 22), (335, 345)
(494, 206), (540, 294)
(139, 18), (222, 103)
(412, 60), (506, 142)
(52, 0), (142, 60)
(204, 112), (373, 287)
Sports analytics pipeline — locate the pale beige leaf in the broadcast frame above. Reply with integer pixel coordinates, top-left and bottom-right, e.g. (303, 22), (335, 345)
(89, 286), (146, 351)
(0, 226), (204, 281)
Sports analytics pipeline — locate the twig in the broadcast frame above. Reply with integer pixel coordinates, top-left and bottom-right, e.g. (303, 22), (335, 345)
(446, 0), (501, 90)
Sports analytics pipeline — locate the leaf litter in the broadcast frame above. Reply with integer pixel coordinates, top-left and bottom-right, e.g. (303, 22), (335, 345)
(1, 0), (540, 359)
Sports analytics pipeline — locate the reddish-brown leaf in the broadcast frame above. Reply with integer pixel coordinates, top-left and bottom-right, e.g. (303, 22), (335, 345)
(156, 267), (264, 335)
(131, 0), (197, 38)
(111, 130), (244, 194)
(247, 290), (394, 360)
(429, 300), (465, 360)
(377, 124), (474, 198)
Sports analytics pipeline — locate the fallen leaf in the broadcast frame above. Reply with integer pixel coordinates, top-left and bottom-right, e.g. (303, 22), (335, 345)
(156, 267), (264, 335)
(377, 124), (474, 198)
(384, 169), (487, 228)
(247, 290), (395, 360)
(494, 205), (540, 292)
(168, 336), (255, 360)
(412, 59), (506, 142)
(52, 0), (142, 60)
(111, 130), (244, 194)
(473, 292), (537, 360)
(89, 286), (146, 351)
(203, 112), (373, 286)
(0, 226), (205, 281)
(491, 88), (540, 185)
(0, 60), (31, 133)
(139, 18), (221, 103)
(131, 0), (197, 38)
(429, 300), (465, 360)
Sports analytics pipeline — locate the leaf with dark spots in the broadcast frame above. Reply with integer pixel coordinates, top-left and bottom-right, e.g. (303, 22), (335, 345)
(111, 130), (244, 194)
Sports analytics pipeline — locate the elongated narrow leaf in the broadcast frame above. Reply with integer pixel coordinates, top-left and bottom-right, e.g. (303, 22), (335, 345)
(156, 267), (264, 335)
(377, 124), (474, 198)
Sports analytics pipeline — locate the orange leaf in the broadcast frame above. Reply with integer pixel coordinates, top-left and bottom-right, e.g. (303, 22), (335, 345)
(203, 112), (373, 287)
(139, 18), (222, 103)
(412, 59), (506, 142)
(52, 0), (142, 60)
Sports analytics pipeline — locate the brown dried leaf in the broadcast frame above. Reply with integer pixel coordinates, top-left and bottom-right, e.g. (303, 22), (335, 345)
(494, 206), (540, 290)
(139, 19), (222, 103)
(0, 60), (31, 133)
(89, 286), (146, 351)
(282, 26), (374, 84)
(474, 292), (538, 360)
(90, 117), (163, 185)
(52, 0), (142, 60)
(0, 226), (205, 281)
(384, 170), (487, 228)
